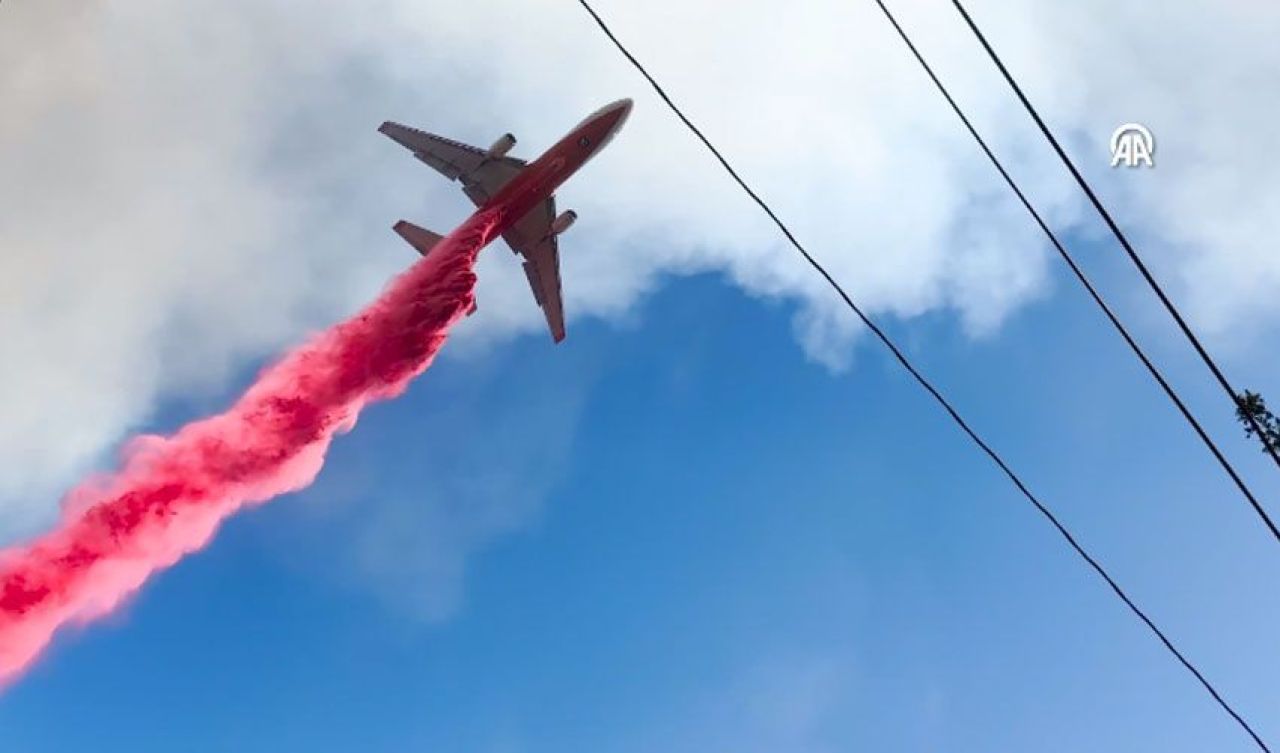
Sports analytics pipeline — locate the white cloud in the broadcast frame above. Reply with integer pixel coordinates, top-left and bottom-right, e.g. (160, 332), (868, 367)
(3, 0), (1279, 540)
(343, 366), (584, 623)
(255, 346), (590, 623)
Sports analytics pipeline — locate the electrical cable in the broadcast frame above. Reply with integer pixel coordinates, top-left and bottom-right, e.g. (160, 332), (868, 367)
(571, 2), (1269, 749)
(948, 0), (1280, 476)
(867, 0), (1280, 545)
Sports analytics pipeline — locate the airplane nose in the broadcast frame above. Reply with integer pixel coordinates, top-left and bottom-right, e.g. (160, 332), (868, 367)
(611, 98), (634, 129)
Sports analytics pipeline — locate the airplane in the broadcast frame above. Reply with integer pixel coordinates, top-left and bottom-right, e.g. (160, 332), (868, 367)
(380, 98), (634, 343)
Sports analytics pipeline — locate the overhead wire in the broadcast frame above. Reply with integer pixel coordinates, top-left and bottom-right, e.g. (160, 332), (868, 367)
(865, 0), (1280, 546)
(570, 1), (1269, 750)
(948, 0), (1280, 476)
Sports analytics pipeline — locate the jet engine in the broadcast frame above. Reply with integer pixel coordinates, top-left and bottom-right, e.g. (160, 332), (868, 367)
(551, 210), (578, 236)
(486, 133), (517, 159)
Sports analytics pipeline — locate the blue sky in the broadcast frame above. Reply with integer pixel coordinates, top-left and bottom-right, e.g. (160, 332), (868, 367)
(3, 234), (1279, 751)
(5, 1), (1280, 750)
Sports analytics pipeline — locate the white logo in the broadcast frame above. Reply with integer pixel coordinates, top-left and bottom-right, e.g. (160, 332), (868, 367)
(1110, 123), (1155, 168)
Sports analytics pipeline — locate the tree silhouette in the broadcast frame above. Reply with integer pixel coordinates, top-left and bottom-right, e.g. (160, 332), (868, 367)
(1236, 390), (1280, 454)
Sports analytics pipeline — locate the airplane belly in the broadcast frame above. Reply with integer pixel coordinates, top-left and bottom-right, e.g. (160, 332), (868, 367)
(490, 164), (565, 228)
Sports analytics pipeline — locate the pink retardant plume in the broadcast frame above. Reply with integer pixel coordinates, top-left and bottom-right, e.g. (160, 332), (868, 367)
(0, 209), (502, 684)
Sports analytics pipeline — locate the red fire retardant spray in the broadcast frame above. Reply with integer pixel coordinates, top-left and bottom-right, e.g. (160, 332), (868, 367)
(0, 208), (502, 683)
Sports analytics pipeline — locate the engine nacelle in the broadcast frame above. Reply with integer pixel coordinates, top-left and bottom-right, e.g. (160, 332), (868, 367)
(551, 210), (578, 236)
(486, 133), (516, 159)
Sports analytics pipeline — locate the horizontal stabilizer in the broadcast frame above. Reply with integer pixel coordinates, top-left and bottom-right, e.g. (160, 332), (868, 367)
(393, 220), (477, 318)
(393, 220), (445, 257)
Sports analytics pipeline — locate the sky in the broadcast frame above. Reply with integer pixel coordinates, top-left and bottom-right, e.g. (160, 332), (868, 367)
(3, 0), (1280, 750)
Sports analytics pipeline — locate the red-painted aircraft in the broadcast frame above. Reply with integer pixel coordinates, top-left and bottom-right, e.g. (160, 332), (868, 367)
(380, 98), (633, 343)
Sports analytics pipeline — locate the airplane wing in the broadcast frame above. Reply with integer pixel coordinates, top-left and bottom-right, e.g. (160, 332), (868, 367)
(503, 198), (566, 343)
(378, 121), (526, 208)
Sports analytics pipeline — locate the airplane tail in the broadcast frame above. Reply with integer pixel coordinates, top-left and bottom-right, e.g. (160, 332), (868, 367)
(393, 220), (477, 316)
(393, 220), (445, 257)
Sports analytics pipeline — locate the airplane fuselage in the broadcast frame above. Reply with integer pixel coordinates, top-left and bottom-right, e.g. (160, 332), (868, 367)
(481, 98), (632, 231)
(381, 98), (632, 343)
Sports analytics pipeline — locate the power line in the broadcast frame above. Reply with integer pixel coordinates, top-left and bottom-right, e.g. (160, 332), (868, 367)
(863, 2), (1280, 540)
(570, 2), (1269, 750)
(948, 0), (1280, 476)
(863, 5), (1276, 746)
